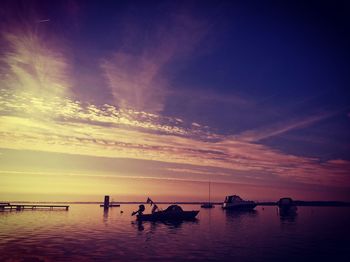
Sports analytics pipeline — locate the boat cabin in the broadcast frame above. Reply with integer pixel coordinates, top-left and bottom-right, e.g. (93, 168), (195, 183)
(278, 198), (294, 206)
(164, 205), (184, 212)
(224, 195), (243, 203)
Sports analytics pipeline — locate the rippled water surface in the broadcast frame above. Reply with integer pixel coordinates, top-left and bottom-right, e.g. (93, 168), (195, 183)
(1, 204), (349, 261)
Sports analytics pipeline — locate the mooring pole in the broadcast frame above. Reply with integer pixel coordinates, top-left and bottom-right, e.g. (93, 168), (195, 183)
(104, 195), (110, 210)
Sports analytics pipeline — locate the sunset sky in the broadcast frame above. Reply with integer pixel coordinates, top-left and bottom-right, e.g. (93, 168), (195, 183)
(1, 0), (349, 202)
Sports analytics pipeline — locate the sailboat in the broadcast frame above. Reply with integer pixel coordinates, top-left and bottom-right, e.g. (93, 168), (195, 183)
(201, 181), (214, 208)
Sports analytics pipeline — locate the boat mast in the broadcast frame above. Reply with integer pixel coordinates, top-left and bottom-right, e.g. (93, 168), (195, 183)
(209, 181), (211, 203)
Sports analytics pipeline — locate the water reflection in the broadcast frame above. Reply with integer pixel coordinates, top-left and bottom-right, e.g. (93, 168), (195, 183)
(131, 219), (198, 232)
(134, 220), (144, 231)
(223, 209), (258, 230)
(1, 205), (349, 261)
(278, 208), (298, 223)
(224, 209), (258, 219)
(103, 208), (109, 224)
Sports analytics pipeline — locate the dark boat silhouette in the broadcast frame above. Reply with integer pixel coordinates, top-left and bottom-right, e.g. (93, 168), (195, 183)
(201, 203), (214, 208)
(132, 198), (199, 221)
(137, 205), (199, 221)
(222, 195), (256, 210)
(277, 197), (297, 214)
(201, 181), (214, 208)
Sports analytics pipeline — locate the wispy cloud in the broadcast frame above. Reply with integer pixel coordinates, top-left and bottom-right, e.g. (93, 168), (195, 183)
(101, 53), (167, 113)
(1, 87), (349, 188)
(0, 170), (218, 183)
(235, 112), (338, 142)
(101, 12), (210, 113)
(170, 88), (254, 108)
(1, 29), (71, 99)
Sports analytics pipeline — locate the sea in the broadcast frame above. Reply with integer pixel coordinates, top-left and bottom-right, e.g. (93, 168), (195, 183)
(1, 204), (349, 261)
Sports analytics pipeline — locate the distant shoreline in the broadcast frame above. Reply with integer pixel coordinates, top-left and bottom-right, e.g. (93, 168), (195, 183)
(256, 201), (350, 207)
(2, 201), (350, 207)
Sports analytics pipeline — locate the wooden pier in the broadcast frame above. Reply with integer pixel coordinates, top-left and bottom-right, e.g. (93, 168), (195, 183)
(0, 203), (69, 211)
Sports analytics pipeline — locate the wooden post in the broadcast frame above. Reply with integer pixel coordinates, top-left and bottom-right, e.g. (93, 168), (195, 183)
(104, 195), (110, 209)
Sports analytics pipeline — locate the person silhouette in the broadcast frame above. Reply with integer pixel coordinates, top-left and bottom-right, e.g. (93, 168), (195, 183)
(132, 204), (145, 216)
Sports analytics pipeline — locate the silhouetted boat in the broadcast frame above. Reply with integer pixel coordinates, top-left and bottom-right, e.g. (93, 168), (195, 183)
(222, 195), (256, 210)
(201, 203), (214, 208)
(137, 205), (199, 221)
(201, 181), (214, 208)
(277, 197), (297, 214)
(132, 199), (199, 221)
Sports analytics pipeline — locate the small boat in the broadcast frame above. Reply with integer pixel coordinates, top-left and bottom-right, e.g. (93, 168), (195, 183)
(201, 203), (214, 208)
(137, 205), (199, 221)
(132, 198), (199, 221)
(277, 197), (297, 213)
(222, 195), (256, 210)
(201, 181), (214, 208)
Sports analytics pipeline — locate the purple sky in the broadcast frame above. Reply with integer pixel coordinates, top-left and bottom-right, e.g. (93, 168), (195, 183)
(0, 0), (349, 201)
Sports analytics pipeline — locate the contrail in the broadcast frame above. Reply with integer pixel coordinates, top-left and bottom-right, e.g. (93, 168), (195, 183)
(36, 19), (50, 23)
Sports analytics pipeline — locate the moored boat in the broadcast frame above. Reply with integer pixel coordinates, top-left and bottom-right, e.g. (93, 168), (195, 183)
(201, 181), (215, 209)
(137, 205), (199, 221)
(277, 197), (297, 213)
(201, 203), (214, 208)
(222, 195), (256, 210)
(132, 198), (199, 221)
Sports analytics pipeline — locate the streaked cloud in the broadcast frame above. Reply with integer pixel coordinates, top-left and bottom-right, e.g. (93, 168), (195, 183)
(101, 12), (210, 113)
(235, 112), (339, 142)
(1, 86), (349, 188)
(1, 29), (71, 99)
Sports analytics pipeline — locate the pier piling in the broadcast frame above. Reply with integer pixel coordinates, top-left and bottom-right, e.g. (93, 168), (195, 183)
(104, 195), (110, 210)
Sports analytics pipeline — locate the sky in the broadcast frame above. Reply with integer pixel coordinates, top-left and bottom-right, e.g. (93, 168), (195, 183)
(0, 0), (349, 202)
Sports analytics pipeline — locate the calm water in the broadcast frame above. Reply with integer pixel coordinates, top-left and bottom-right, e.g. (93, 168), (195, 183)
(1, 204), (349, 261)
